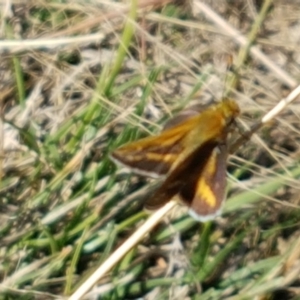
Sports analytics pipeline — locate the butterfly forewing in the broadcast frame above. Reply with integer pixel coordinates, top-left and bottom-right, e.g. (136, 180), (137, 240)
(111, 114), (207, 177)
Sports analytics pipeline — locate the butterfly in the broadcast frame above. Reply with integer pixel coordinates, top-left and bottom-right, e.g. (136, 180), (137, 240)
(111, 99), (240, 222)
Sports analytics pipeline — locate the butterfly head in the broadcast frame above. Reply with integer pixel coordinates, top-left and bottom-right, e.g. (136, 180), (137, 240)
(221, 98), (240, 125)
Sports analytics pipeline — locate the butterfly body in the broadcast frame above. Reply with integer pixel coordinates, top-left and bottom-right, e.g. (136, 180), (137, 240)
(111, 99), (240, 222)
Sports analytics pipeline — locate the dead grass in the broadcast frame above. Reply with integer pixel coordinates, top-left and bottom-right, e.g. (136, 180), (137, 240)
(1, 0), (300, 299)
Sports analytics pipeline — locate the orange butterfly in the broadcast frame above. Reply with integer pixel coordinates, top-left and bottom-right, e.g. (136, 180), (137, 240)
(111, 99), (240, 222)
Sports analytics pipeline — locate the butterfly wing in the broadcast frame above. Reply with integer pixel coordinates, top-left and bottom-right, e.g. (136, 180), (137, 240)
(145, 142), (228, 222)
(182, 144), (228, 221)
(111, 117), (200, 177)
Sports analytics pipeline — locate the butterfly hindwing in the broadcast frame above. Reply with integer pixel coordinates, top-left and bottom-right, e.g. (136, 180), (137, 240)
(144, 141), (227, 221)
(182, 144), (228, 221)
